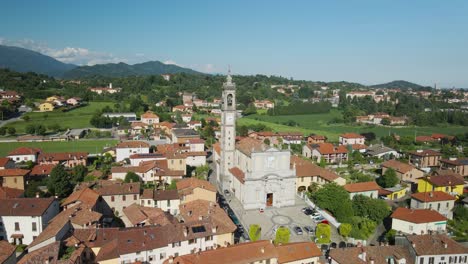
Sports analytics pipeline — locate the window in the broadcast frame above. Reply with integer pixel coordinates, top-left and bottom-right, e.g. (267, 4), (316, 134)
(419, 257), (424, 264)
(172, 242), (180, 247)
(437, 203), (441, 211)
(111, 196), (115, 202)
(409, 225), (413, 231)
(32, 222), (37, 232)
(446, 202), (449, 208)
(134, 194), (137, 200)
(167, 200), (171, 207)
(15, 222), (20, 231)
(160, 253), (166, 260)
(428, 257), (434, 264)
(205, 235), (213, 241)
(189, 239), (196, 244)
(122, 195), (126, 201)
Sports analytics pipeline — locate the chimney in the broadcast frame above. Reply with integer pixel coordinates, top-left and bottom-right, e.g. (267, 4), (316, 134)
(183, 226), (188, 237)
(370, 258), (375, 264)
(412, 242), (416, 248)
(358, 248), (366, 261)
(429, 192), (433, 198)
(168, 257), (174, 264)
(35, 192), (40, 198)
(211, 225), (217, 234)
(443, 241), (448, 248)
(260, 247), (265, 254)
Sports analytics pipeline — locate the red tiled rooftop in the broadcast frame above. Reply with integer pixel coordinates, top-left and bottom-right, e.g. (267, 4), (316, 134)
(391, 207), (446, 223)
(344, 181), (380, 193)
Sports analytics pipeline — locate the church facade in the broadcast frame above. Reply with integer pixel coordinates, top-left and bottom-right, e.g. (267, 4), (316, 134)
(217, 74), (296, 210)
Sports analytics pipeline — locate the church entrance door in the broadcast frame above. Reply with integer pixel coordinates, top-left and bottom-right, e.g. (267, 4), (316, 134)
(266, 193), (273, 207)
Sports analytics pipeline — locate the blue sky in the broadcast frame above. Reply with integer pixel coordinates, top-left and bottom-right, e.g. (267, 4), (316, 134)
(1, 0), (467, 87)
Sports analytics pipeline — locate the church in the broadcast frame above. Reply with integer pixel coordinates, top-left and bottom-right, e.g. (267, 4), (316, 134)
(216, 73), (296, 210)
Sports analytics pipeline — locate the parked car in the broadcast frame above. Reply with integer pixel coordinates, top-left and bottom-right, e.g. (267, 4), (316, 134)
(302, 208), (314, 215)
(313, 216), (325, 223)
(303, 226), (314, 235)
(293, 226), (303, 235)
(310, 213), (321, 219)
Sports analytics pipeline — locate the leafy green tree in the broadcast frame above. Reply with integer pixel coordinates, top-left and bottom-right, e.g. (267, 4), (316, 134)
(48, 123), (61, 133)
(22, 115), (30, 122)
(195, 165), (210, 180)
(352, 195), (390, 223)
(26, 124), (36, 134)
(339, 223), (352, 238)
(316, 223), (331, 243)
(47, 165), (73, 198)
(263, 138), (271, 146)
(381, 118), (391, 126)
(7, 127), (16, 135)
(124, 172), (140, 183)
(0, 127), (5, 136)
(311, 183), (354, 222)
(377, 169), (399, 188)
(166, 180), (177, 190)
(72, 165), (88, 183)
(249, 224), (261, 242)
(274, 226), (290, 245)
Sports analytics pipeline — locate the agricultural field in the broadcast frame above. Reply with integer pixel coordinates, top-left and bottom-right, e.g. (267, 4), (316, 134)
(4, 101), (114, 134)
(241, 109), (468, 141)
(0, 140), (118, 156)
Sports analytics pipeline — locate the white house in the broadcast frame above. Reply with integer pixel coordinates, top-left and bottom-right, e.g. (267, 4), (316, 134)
(344, 181), (380, 199)
(0, 198), (59, 245)
(111, 160), (185, 185)
(129, 153), (166, 166)
(140, 189), (180, 215)
(410, 191), (456, 219)
(95, 181), (141, 217)
(115, 141), (150, 162)
(402, 234), (468, 264)
(141, 111), (160, 125)
(339, 133), (365, 145)
(391, 207), (447, 235)
(7, 147), (42, 163)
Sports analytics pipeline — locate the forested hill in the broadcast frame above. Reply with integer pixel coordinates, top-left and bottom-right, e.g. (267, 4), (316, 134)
(63, 61), (204, 79)
(0, 45), (76, 77)
(370, 80), (428, 90)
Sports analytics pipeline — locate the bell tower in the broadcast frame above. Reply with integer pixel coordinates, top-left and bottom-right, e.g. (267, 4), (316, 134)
(219, 70), (236, 191)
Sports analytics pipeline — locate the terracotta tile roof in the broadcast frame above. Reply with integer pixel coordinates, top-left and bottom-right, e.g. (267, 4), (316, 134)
(38, 152), (88, 162)
(329, 245), (413, 264)
(344, 181), (380, 193)
(62, 187), (100, 207)
(409, 149), (441, 157)
(0, 240), (16, 263)
(129, 152), (165, 159)
(30, 164), (55, 176)
(7, 146), (41, 156)
(423, 174), (464, 187)
(391, 207), (446, 223)
(411, 191), (456, 202)
(351, 144), (367, 150)
(308, 135), (327, 140)
(406, 234), (468, 256)
(0, 168), (30, 177)
(276, 242), (322, 263)
(130, 121), (148, 128)
(166, 240), (278, 264)
(95, 180), (140, 196)
(141, 189), (179, 200)
(111, 160), (184, 176)
(176, 178), (216, 194)
(431, 133), (452, 139)
(69, 207), (102, 226)
(141, 110), (159, 118)
(19, 241), (61, 264)
(0, 187), (24, 199)
(0, 157), (11, 167)
(291, 155), (339, 182)
(309, 143), (348, 155)
(116, 141), (150, 148)
(440, 158), (468, 166)
(236, 137), (266, 156)
(229, 167), (245, 183)
(123, 203), (176, 226)
(340, 133), (365, 139)
(0, 197), (55, 216)
(382, 160), (415, 174)
(415, 136), (437, 142)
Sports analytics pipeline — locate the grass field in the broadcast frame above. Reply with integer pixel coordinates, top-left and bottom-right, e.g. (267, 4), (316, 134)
(240, 109), (468, 141)
(5, 102), (114, 134)
(0, 140), (118, 156)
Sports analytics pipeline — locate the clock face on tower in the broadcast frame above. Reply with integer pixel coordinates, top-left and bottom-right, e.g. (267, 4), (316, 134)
(226, 113), (234, 125)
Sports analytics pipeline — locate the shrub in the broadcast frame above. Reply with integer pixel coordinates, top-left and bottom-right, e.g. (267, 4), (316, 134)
(339, 223), (352, 238)
(249, 224), (261, 242)
(316, 223), (331, 243)
(274, 226), (290, 245)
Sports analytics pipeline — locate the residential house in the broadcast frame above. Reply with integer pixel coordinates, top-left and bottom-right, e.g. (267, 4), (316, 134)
(378, 185), (408, 200)
(409, 149), (442, 168)
(171, 128), (199, 144)
(381, 159), (424, 183)
(292, 155), (345, 192)
(253, 99), (275, 109)
(29, 164), (55, 179)
(339, 133), (365, 145)
(366, 144), (400, 159)
(181, 114), (192, 123)
(187, 120), (202, 130)
(417, 171), (465, 196)
(248, 131), (303, 145)
(140, 189), (180, 215)
(38, 102), (54, 112)
(329, 244), (412, 264)
(115, 141), (150, 162)
(0, 197), (59, 245)
(66, 97), (81, 106)
(303, 143), (348, 163)
(344, 181), (380, 199)
(172, 105), (192, 113)
(176, 178), (216, 204)
(0, 158), (14, 170)
(391, 207), (447, 235)
(103, 112), (137, 122)
(129, 153), (166, 166)
(60, 187), (105, 227)
(410, 191), (456, 219)
(306, 134), (327, 144)
(440, 157), (468, 177)
(18, 241), (96, 264)
(37, 152), (88, 168)
(94, 181), (140, 217)
(88, 83), (121, 94)
(111, 159), (185, 185)
(7, 147), (41, 163)
(0, 240), (16, 264)
(0, 187), (23, 199)
(141, 110), (160, 125)
(346, 91), (375, 100)
(122, 203), (176, 227)
(0, 169), (30, 190)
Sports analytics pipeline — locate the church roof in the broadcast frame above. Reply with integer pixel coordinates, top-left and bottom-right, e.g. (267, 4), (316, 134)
(236, 138), (266, 157)
(229, 167), (245, 184)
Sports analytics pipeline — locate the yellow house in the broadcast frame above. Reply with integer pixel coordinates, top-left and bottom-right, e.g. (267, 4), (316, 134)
(0, 169), (30, 190)
(379, 185), (408, 200)
(417, 173), (464, 196)
(46, 96), (59, 102)
(176, 178), (216, 204)
(39, 102), (54, 112)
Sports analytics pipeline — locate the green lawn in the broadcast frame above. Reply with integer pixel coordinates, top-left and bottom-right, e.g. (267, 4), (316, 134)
(241, 109), (468, 141)
(5, 102), (114, 134)
(0, 140), (118, 156)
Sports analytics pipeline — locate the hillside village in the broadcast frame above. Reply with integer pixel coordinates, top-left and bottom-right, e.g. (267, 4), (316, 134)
(0, 71), (467, 264)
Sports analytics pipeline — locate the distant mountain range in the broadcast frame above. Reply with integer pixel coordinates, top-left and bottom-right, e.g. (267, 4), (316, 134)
(0, 45), (76, 77)
(0, 44), (203, 78)
(370, 80), (427, 89)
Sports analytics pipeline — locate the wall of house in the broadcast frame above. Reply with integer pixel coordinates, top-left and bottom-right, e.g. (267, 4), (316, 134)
(8, 154), (36, 163)
(415, 254), (468, 264)
(410, 199), (455, 219)
(302, 145), (312, 158)
(102, 194), (140, 217)
(182, 188), (216, 204)
(391, 218), (446, 234)
(116, 147), (150, 162)
(1, 176), (25, 190)
(168, 158), (186, 174)
(186, 155), (206, 167)
(417, 181), (464, 196)
(283, 256), (320, 264)
(349, 190), (378, 199)
(385, 189), (407, 200)
(156, 199), (180, 215)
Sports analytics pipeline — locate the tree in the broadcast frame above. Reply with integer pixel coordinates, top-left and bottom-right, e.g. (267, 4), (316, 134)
(22, 115), (30, 122)
(195, 165), (210, 180)
(26, 124), (36, 134)
(0, 127), (5, 136)
(47, 165), (73, 198)
(249, 224), (261, 242)
(311, 183), (354, 222)
(48, 123), (61, 133)
(166, 180), (177, 190)
(72, 165), (88, 183)
(381, 118), (391, 126)
(352, 195), (390, 224)
(316, 223), (331, 243)
(274, 226), (290, 245)
(377, 168), (399, 188)
(263, 138), (271, 146)
(7, 127), (16, 135)
(339, 223), (352, 238)
(124, 172), (140, 183)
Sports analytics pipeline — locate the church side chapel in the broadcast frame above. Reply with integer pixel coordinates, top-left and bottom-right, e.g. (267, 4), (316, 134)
(216, 72), (296, 210)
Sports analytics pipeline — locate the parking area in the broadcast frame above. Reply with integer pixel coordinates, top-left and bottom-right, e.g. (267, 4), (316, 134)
(219, 193), (342, 243)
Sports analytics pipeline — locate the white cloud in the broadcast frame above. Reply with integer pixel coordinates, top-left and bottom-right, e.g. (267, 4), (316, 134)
(0, 37), (125, 66)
